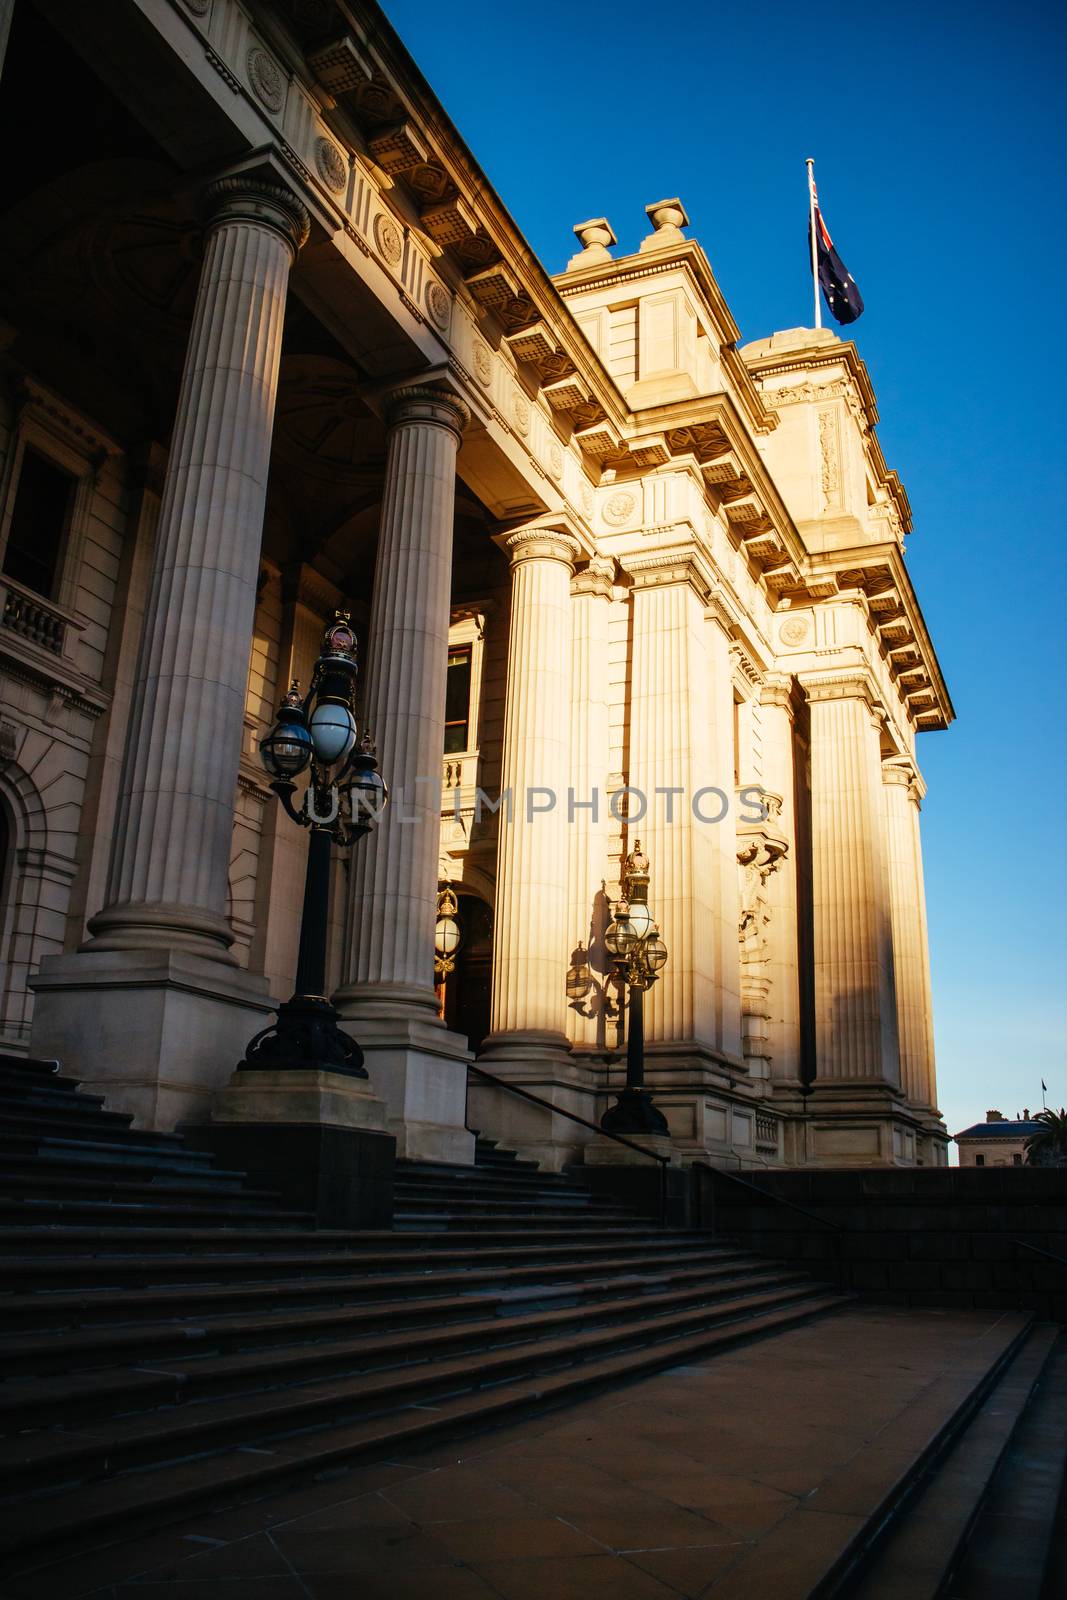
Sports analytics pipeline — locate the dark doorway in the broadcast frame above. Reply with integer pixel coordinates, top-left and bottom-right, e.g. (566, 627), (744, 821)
(442, 892), (493, 1055)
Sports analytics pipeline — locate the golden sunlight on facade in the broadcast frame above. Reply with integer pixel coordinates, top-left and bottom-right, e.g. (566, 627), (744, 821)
(0, 0), (951, 1174)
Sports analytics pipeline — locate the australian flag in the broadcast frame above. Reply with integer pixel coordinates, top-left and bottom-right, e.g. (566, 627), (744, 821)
(809, 189), (864, 324)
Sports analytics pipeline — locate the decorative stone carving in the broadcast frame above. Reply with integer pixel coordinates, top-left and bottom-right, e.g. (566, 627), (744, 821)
(580, 481), (595, 519)
(549, 441), (564, 479)
(373, 213), (403, 265)
(315, 137), (348, 193)
(819, 409), (841, 512)
(603, 490), (636, 527)
(779, 615), (810, 648)
(511, 393), (530, 435)
(425, 280), (451, 329)
(473, 341), (492, 385)
(182, 0), (209, 12)
(247, 47), (285, 112)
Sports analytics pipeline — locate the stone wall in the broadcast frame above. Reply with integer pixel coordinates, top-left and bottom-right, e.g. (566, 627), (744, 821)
(695, 1166), (1067, 1322)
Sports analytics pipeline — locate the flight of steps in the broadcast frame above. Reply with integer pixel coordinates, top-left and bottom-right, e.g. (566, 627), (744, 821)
(0, 1054), (849, 1578)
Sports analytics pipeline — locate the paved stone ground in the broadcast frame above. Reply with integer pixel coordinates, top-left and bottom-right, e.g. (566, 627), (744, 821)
(22, 1306), (1028, 1600)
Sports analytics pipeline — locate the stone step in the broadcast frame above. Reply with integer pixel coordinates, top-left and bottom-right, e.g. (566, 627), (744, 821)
(0, 1266), (813, 1430)
(391, 1207), (639, 1230)
(0, 1194), (314, 1229)
(840, 1323), (1063, 1598)
(0, 1166), (275, 1205)
(0, 1225), (706, 1288)
(0, 1290), (850, 1566)
(0, 1242), (752, 1328)
(0, 1253), (779, 1376)
(0, 1130), (221, 1169)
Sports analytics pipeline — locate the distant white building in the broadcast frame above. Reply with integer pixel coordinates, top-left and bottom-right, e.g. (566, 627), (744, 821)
(954, 1111), (1041, 1168)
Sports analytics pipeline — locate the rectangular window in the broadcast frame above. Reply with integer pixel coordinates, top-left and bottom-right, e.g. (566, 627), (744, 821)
(2, 448), (74, 598)
(975, 1153), (985, 1167)
(444, 646), (472, 754)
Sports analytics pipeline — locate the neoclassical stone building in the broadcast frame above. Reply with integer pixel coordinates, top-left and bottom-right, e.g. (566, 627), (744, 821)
(0, 0), (951, 1168)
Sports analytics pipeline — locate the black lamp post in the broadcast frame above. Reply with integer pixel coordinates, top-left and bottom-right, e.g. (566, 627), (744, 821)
(600, 841), (669, 1136)
(239, 611), (386, 1078)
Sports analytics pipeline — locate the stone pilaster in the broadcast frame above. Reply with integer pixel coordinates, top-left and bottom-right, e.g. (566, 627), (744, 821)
(566, 557), (614, 1051)
(335, 384), (475, 1164)
(883, 760), (941, 1143)
(30, 177), (310, 1128)
(704, 601), (743, 1062)
(802, 673), (900, 1086)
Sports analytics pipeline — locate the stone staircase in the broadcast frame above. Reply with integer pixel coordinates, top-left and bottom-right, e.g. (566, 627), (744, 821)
(0, 1054), (848, 1580)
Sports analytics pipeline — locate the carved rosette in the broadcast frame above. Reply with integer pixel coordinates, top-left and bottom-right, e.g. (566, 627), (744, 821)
(511, 393), (531, 435)
(473, 341), (492, 385)
(425, 280), (451, 329)
(315, 137), (348, 193)
(603, 490), (636, 528)
(549, 442), (564, 480)
(247, 46), (285, 111)
(373, 212), (403, 266)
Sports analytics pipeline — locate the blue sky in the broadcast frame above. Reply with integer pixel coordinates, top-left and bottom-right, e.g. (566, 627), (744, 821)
(386, 0), (1067, 1145)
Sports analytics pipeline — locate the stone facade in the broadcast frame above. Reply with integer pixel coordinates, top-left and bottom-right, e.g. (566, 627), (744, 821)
(0, 0), (950, 1165)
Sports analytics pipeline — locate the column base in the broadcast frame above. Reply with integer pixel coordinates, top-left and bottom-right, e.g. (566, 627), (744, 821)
(583, 1131), (673, 1166)
(786, 1079), (923, 1167)
(333, 1009), (475, 1165)
(28, 948), (273, 1130)
(471, 1034), (594, 1172)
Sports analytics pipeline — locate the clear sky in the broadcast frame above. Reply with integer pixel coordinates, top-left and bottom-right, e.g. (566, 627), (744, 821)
(386, 0), (1067, 1147)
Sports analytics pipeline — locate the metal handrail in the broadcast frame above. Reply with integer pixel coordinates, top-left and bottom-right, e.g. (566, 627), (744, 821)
(1014, 1240), (1067, 1267)
(698, 1163), (844, 1232)
(466, 1061), (670, 1225)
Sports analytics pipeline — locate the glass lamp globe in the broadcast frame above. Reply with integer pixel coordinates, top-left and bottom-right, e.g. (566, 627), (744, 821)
(604, 915), (638, 959)
(645, 928), (668, 971)
(349, 762), (387, 824)
(309, 700), (357, 766)
(434, 915), (462, 959)
(260, 696), (313, 780)
(625, 901), (652, 941)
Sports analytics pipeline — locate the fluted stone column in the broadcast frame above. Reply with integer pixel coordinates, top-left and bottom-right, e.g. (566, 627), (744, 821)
(566, 557), (614, 1053)
(804, 674), (900, 1088)
(30, 176), (310, 1126)
(468, 529), (583, 1168)
(626, 557), (719, 1058)
(335, 385), (474, 1164)
(484, 528), (578, 1057)
(883, 760), (940, 1128)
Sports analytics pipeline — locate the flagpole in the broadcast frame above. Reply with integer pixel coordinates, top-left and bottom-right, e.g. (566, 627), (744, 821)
(806, 157), (821, 329)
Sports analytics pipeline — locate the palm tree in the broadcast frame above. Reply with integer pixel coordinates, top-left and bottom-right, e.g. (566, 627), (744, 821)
(1025, 1108), (1067, 1168)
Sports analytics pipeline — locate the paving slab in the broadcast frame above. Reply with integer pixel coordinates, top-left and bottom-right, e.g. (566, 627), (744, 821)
(53, 1305), (1030, 1600)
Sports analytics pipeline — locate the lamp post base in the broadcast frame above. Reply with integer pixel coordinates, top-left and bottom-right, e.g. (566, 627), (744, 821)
(600, 1087), (670, 1137)
(238, 995), (367, 1078)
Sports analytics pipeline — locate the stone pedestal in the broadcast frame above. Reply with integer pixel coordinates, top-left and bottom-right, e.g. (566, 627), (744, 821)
(335, 385), (474, 1166)
(583, 1132), (673, 1166)
(29, 177), (310, 1126)
(29, 949), (273, 1129)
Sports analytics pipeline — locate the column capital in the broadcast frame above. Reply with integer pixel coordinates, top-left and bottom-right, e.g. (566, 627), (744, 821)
(383, 383), (470, 440)
(759, 673), (796, 718)
(570, 555), (614, 599)
(203, 176), (311, 256)
(799, 669), (882, 716)
(881, 758), (915, 789)
(623, 545), (714, 604)
(501, 526), (580, 570)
